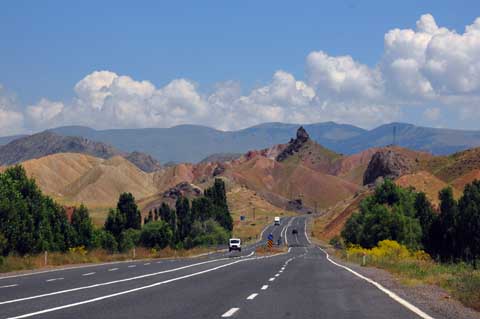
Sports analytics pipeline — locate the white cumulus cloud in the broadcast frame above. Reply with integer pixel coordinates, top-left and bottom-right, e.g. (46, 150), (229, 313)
(2, 14), (480, 135)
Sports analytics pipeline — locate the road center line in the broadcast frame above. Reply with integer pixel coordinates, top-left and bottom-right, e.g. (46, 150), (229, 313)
(246, 293), (258, 300)
(221, 307), (240, 318)
(45, 278), (63, 282)
(0, 258), (229, 306)
(82, 272), (95, 276)
(261, 285), (268, 290)
(0, 284), (18, 289)
(7, 258), (253, 319)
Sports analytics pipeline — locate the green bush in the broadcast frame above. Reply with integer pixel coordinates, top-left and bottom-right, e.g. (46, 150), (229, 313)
(119, 229), (141, 252)
(140, 221), (173, 249)
(185, 219), (230, 248)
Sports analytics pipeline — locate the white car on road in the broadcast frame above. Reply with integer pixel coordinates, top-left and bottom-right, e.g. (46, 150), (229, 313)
(229, 238), (241, 252)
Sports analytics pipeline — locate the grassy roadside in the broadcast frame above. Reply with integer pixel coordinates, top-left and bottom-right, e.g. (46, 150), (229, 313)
(0, 246), (218, 274)
(336, 240), (480, 312)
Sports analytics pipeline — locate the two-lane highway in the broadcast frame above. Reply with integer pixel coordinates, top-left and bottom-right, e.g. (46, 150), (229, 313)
(0, 216), (434, 318)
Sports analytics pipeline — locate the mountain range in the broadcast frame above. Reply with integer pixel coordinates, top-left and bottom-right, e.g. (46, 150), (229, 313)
(2, 122), (478, 164)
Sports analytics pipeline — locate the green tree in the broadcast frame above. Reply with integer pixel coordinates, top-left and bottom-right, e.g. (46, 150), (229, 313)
(117, 193), (141, 230)
(140, 221), (173, 249)
(176, 196), (192, 242)
(205, 179), (233, 231)
(71, 204), (94, 248)
(104, 209), (125, 240)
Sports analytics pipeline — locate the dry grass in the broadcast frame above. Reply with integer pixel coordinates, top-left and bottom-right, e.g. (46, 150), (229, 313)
(342, 241), (480, 312)
(0, 246), (218, 274)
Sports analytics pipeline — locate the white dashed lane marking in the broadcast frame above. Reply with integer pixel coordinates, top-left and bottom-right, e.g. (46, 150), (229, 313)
(221, 308), (240, 317)
(108, 268), (118, 272)
(246, 293), (258, 300)
(268, 277), (275, 282)
(275, 274), (280, 277)
(82, 272), (95, 276)
(0, 284), (18, 289)
(261, 285), (268, 290)
(144, 263), (150, 266)
(128, 265), (136, 268)
(45, 278), (64, 282)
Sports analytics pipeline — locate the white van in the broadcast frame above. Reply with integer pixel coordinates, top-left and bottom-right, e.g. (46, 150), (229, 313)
(274, 216), (280, 225)
(229, 238), (241, 252)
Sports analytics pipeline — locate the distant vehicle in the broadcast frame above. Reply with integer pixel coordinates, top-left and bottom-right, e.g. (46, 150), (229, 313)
(292, 229), (298, 235)
(229, 238), (241, 252)
(274, 216), (280, 225)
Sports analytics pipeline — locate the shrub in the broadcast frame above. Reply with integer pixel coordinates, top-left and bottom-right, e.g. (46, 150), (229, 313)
(119, 229), (141, 252)
(140, 221), (173, 249)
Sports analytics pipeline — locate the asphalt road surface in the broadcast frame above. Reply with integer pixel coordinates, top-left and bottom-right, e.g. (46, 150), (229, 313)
(0, 216), (433, 319)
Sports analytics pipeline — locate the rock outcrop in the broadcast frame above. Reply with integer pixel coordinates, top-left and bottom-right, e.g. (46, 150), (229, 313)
(276, 126), (310, 162)
(125, 151), (162, 173)
(363, 149), (414, 185)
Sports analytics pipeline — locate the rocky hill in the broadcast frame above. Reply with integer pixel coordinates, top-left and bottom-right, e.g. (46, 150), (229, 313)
(125, 151), (162, 173)
(0, 131), (161, 172)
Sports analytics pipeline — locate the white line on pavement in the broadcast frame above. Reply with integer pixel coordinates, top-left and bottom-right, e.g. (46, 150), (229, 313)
(128, 265), (136, 268)
(0, 284), (18, 289)
(221, 308), (240, 318)
(8, 259), (254, 319)
(0, 258), (229, 306)
(268, 277), (275, 282)
(275, 274), (280, 277)
(45, 278), (63, 282)
(246, 293), (258, 300)
(107, 268), (118, 272)
(317, 247), (434, 319)
(144, 263), (150, 266)
(82, 272), (95, 277)
(261, 285), (268, 290)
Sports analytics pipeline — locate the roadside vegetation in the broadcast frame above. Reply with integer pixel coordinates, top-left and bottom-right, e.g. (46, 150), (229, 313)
(0, 166), (233, 273)
(333, 179), (480, 310)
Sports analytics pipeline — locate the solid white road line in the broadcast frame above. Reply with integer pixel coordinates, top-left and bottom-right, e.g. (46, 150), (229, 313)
(8, 259), (253, 319)
(0, 284), (18, 289)
(0, 258), (229, 306)
(45, 278), (63, 282)
(317, 247), (434, 319)
(261, 285), (268, 290)
(128, 265), (136, 268)
(107, 268), (118, 272)
(268, 277), (275, 282)
(221, 307), (240, 318)
(82, 272), (95, 277)
(246, 293), (258, 300)
(304, 218), (311, 244)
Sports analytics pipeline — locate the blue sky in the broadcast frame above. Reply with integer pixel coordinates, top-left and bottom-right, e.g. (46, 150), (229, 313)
(0, 0), (480, 134)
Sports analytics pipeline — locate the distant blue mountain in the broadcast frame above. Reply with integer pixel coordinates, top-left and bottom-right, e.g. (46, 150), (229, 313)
(48, 122), (365, 163)
(2, 122), (480, 164)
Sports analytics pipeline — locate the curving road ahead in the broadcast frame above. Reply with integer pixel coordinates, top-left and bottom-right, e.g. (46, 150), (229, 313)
(0, 217), (433, 319)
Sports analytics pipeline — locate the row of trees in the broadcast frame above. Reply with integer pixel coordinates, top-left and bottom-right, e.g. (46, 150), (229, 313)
(0, 166), (97, 255)
(139, 179), (233, 249)
(0, 165), (233, 256)
(342, 179), (480, 263)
